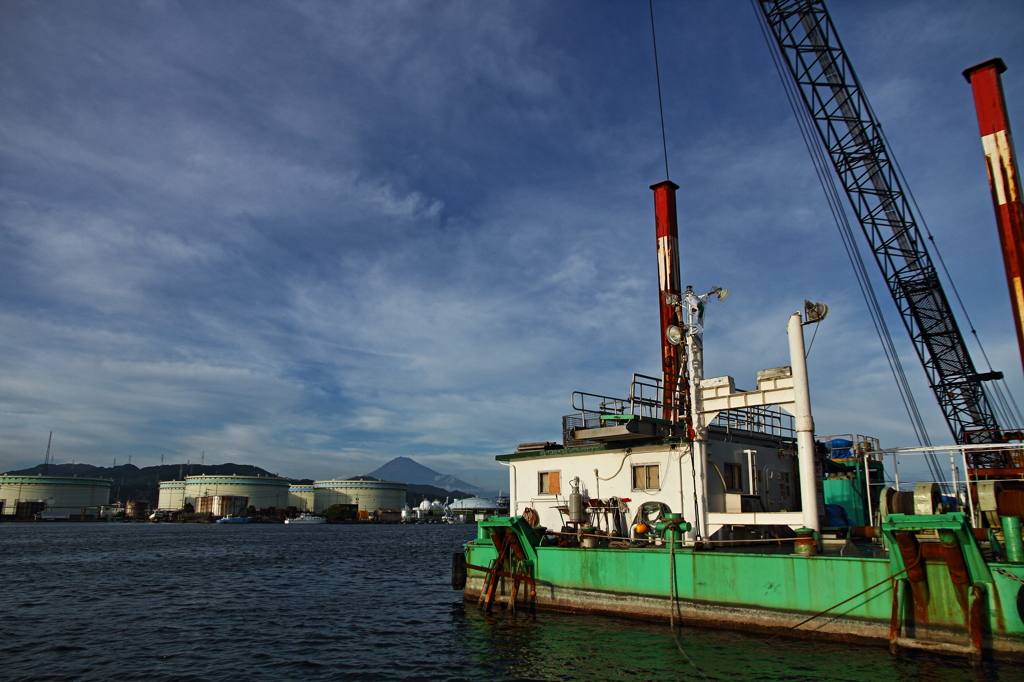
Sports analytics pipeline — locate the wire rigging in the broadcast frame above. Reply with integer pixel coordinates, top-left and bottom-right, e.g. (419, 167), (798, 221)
(649, 0), (670, 181)
(879, 126), (1024, 430)
(751, 1), (949, 485)
(805, 319), (820, 357)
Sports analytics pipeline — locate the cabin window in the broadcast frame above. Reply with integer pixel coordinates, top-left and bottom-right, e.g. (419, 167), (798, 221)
(632, 464), (660, 490)
(538, 471), (560, 495)
(724, 463), (743, 492)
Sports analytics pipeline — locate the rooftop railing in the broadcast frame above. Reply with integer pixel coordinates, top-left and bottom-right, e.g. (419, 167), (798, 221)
(562, 373), (796, 446)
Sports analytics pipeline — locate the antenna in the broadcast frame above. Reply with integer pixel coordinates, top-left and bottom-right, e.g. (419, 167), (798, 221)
(43, 431), (52, 475)
(160, 454), (164, 467)
(201, 451), (205, 466)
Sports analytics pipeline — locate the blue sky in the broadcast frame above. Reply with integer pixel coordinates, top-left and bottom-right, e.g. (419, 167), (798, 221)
(2, 1), (1023, 489)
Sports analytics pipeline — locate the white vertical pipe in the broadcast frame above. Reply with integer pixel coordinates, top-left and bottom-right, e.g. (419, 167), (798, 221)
(745, 449), (758, 495)
(952, 465), (959, 513)
(950, 448), (957, 497)
(688, 334), (709, 539)
(501, 461), (517, 517)
(961, 448), (977, 526)
(679, 446), (700, 543)
(788, 312), (821, 533)
(862, 447), (874, 526)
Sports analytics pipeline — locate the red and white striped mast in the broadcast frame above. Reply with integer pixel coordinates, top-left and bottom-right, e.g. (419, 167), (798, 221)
(650, 180), (689, 429)
(964, 59), (1024, 374)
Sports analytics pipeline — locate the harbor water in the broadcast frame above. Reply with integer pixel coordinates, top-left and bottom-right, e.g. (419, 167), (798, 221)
(2, 523), (1019, 681)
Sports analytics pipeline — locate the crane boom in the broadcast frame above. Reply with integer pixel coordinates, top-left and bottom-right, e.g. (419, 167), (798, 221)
(43, 431), (52, 475)
(757, 0), (1000, 445)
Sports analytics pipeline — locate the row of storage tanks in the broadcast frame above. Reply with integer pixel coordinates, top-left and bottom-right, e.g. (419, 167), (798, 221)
(158, 475), (407, 513)
(0, 474), (408, 518)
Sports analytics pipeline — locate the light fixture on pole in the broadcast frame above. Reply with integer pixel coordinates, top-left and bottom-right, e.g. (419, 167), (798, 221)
(804, 300), (829, 324)
(666, 325), (683, 346)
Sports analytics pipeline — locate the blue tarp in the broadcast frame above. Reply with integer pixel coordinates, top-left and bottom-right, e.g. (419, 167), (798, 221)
(824, 503), (853, 528)
(826, 438), (853, 459)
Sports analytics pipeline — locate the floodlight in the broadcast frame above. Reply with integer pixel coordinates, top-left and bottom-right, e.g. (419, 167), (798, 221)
(666, 325), (683, 346)
(709, 286), (730, 302)
(804, 300), (829, 323)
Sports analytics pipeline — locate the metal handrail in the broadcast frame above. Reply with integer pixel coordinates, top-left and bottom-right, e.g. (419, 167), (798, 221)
(571, 391), (630, 415)
(869, 443), (1024, 527)
(710, 405), (795, 440)
(629, 373), (665, 419)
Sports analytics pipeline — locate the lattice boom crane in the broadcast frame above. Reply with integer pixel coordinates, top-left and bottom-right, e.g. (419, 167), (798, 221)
(757, 0), (1006, 446)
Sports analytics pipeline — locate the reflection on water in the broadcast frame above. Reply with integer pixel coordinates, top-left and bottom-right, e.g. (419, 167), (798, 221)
(453, 587), (1017, 681)
(0, 522), (1018, 681)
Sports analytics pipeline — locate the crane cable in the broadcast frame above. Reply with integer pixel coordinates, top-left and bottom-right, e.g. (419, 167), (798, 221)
(879, 126), (1024, 430)
(649, 0), (670, 181)
(752, 1), (940, 479)
(750, 1), (950, 486)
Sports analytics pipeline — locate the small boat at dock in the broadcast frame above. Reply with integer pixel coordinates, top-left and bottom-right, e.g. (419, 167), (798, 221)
(285, 513), (326, 525)
(215, 514), (251, 524)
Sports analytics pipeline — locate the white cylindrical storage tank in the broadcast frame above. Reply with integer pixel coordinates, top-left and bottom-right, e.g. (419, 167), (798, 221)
(313, 479), (407, 513)
(158, 480), (186, 510)
(0, 475), (112, 518)
(447, 497), (501, 513)
(449, 496), (503, 522)
(288, 485), (315, 511)
(183, 474), (290, 512)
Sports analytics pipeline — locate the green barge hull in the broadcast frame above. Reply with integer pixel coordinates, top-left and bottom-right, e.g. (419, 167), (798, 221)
(460, 514), (1024, 663)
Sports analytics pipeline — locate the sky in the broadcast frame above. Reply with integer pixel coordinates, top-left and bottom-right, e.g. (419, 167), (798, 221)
(2, 1), (1023, 489)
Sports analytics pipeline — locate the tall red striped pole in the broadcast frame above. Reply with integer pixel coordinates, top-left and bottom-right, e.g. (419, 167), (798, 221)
(964, 59), (1024, 374)
(651, 180), (685, 424)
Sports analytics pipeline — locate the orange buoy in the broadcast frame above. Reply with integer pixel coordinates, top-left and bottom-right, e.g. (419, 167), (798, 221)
(635, 523), (648, 534)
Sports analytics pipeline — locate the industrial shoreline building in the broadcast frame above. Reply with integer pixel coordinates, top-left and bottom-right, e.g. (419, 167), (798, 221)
(0, 475), (112, 519)
(0, 468), (437, 522)
(312, 479), (405, 513)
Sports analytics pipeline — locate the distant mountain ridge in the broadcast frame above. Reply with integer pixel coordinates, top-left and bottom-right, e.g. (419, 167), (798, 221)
(363, 456), (483, 493)
(6, 462), (301, 482)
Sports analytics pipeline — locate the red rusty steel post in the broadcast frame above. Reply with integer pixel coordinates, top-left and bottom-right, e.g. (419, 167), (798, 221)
(651, 180), (685, 423)
(964, 59), (1024, 374)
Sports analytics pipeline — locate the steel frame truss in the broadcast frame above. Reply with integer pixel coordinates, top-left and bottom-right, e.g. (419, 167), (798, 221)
(758, 0), (998, 444)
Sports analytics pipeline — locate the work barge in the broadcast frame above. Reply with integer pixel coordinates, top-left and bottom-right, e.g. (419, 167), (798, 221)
(455, 3), (1024, 665)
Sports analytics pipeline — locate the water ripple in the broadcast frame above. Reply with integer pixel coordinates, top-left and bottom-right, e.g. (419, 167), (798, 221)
(1, 522), (1020, 681)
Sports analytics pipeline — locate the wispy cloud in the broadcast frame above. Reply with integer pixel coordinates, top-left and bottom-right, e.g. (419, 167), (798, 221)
(1, 1), (1022, 488)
